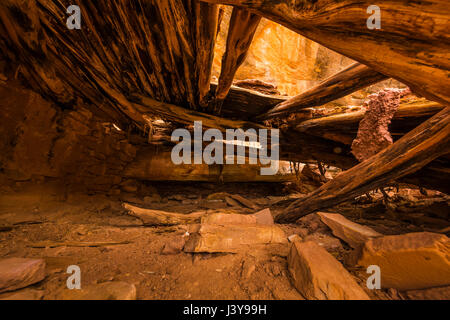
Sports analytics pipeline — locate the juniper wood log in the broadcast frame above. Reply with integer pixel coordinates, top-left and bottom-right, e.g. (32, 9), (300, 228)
(213, 8), (262, 113)
(295, 100), (445, 144)
(195, 2), (220, 109)
(260, 63), (388, 120)
(276, 107), (450, 223)
(123, 203), (206, 226)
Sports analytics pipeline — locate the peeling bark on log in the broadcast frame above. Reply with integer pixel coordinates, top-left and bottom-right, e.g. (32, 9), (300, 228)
(295, 100), (445, 145)
(276, 107), (450, 223)
(210, 83), (286, 119)
(260, 63), (388, 119)
(213, 8), (262, 113)
(123, 149), (297, 183)
(202, 0), (450, 106)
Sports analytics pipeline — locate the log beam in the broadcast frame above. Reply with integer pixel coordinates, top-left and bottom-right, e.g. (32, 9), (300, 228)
(295, 100), (445, 144)
(123, 203), (205, 226)
(259, 62), (388, 120)
(276, 107), (450, 223)
(195, 2), (220, 109)
(213, 8), (262, 113)
(202, 0), (450, 106)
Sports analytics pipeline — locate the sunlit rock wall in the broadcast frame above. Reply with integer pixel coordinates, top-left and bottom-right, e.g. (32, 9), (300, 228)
(212, 7), (355, 97)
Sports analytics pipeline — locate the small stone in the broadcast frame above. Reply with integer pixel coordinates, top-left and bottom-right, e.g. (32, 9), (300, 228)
(120, 179), (139, 193)
(170, 195), (185, 201)
(288, 241), (370, 300)
(317, 212), (382, 249)
(0, 258), (46, 293)
(161, 237), (186, 255)
(356, 232), (450, 290)
(206, 192), (230, 200)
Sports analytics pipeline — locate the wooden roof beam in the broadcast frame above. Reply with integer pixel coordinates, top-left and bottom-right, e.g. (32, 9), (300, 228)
(258, 62), (388, 120)
(201, 0), (450, 106)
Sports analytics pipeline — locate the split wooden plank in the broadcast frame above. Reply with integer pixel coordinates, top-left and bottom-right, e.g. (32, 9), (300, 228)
(213, 8), (262, 113)
(276, 107), (450, 223)
(194, 1), (220, 108)
(295, 100), (445, 144)
(202, 0), (450, 106)
(260, 62), (388, 120)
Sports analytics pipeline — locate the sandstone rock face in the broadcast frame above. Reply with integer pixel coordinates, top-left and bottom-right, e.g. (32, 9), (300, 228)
(357, 232), (450, 290)
(317, 212), (382, 249)
(59, 281), (136, 300)
(0, 258), (46, 293)
(288, 241), (370, 300)
(184, 224), (287, 253)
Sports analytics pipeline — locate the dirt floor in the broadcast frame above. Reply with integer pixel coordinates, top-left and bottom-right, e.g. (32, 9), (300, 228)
(0, 180), (448, 300)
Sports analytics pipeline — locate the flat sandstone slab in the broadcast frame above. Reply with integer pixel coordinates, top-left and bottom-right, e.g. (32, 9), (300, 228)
(0, 258), (46, 293)
(317, 212), (382, 249)
(357, 232), (450, 290)
(184, 224), (287, 253)
(288, 241), (370, 300)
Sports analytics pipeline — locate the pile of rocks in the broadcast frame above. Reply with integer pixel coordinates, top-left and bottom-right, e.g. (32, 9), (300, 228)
(286, 212), (450, 300)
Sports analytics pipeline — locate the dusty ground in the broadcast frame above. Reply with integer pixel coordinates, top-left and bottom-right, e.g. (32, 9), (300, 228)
(0, 180), (448, 300)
